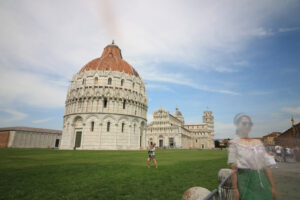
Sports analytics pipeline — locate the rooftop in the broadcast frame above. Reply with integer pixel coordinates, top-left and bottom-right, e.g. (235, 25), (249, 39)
(79, 41), (140, 77)
(0, 126), (62, 134)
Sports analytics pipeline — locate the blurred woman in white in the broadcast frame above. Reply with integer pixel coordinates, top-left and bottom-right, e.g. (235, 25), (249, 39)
(228, 113), (278, 200)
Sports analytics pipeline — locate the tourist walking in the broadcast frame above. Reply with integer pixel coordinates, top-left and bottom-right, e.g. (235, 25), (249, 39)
(147, 142), (158, 168)
(282, 147), (287, 162)
(228, 113), (278, 200)
(275, 145), (283, 162)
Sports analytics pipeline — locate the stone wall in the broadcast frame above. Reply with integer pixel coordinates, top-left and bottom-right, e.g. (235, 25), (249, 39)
(8, 130), (61, 148)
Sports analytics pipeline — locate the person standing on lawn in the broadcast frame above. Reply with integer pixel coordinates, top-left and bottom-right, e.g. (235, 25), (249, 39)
(228, 113), (278, 200)
(147, 142), (158, 168)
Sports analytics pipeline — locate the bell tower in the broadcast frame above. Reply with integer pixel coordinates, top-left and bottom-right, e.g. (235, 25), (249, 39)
(203, 111), (214, 133)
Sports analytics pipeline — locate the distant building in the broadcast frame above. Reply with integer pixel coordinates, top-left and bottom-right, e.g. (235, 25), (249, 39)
(262, 132), (281, 146)
(0, 127), (61, 148)
(275, 118), (300, 147)
(250, 137), (262, 141)
(145, 107), (214, 149)
(219, 139), (230, 148)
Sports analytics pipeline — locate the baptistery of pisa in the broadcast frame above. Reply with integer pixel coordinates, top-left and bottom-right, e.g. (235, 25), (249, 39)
(60, 42), (148, 150)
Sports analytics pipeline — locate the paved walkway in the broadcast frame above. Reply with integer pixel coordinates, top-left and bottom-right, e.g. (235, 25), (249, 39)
(271, 162), (300, 200)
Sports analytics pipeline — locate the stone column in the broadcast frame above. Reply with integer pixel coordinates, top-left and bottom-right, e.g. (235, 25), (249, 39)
(218, 169), (234, 200)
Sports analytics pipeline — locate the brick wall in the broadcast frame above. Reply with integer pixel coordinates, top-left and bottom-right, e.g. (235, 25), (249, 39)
(0, 131), (10, 148)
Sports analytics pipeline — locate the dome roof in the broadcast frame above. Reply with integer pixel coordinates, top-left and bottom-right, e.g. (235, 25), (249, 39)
(79, 42), (140, 77)
(173, 108), (183, 117)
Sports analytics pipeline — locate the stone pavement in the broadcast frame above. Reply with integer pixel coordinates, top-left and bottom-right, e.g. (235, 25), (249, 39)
(271, 162), (300, 200)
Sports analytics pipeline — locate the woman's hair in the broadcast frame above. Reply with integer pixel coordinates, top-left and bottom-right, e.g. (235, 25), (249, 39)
(233, 113), (253, 125)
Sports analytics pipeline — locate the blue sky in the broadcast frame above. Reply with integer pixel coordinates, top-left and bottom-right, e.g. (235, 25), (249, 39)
(0, 0), (299, 138)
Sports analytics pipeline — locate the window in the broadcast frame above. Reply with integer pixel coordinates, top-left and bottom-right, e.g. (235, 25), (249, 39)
(133, 124), (136, 133)
(91, 121), (94, 132)
(196, 139), (198, 143)
(103, 98), (107, 108)
(132, 83), (135, 88)
(121, 79), (124, 86)
(123, 100), (126, 109)
(108, 78), (112, 85)
(82, 78), (85, 85)
(107, 122), (110, 132)
(94, 77), (98, 84)
(121, 123), (125, 133)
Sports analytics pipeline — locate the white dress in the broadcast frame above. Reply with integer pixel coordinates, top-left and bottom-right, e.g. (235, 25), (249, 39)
(228, 139), (276, 170)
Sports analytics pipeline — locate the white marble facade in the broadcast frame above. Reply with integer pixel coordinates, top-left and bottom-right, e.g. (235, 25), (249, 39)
(60, 42), (214, 150)
(145, 108), (214, 149)
(60, 43), (148, 150)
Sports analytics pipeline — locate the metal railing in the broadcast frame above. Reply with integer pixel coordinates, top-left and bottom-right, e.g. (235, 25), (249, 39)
(204, 174), (233, 200)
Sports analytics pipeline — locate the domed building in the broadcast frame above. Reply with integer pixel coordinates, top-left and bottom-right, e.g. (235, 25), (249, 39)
(60, 42), (148, 150)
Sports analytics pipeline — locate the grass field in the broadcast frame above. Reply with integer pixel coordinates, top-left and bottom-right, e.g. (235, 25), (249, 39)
(0, 149), (228, 200)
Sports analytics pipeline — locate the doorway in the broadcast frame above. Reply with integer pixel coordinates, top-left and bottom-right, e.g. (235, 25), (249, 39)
(159, 139), (163, 148)
(75, 131), (82, 149)
(169, 138), (174, 148)
(55, 139), (60, 148)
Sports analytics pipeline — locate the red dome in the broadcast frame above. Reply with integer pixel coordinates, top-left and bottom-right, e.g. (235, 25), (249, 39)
(79, 43), (140, 77)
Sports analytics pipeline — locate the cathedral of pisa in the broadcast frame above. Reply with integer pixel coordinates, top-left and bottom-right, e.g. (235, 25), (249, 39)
(60, 42), (214, 150)
(145, 108), (214, 149)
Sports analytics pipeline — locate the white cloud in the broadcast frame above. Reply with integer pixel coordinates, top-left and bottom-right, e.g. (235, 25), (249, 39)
(0, 109), (27, 124)
(146, 84), (175, 92)
(0, 0), (294, 104)
(248, 27), (274, 37)
(213, 66), (238, 73)
(281, 106), (300, 115)
(279, 27), (300, 32)
(0, 0), (295, 78)
(0, 68), (67, 108)
(233, 61), (249, 66)
(32, 118), (53, 124)
(139, 64), (239, 95)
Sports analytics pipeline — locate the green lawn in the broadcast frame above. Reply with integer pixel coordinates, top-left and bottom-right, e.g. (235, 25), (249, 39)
(0, 149), (228, 200)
